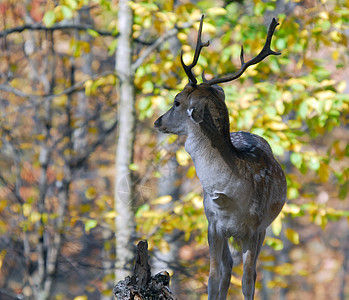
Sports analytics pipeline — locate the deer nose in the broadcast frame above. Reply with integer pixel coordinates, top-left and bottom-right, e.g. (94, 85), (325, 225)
(154, 117), (162, 128)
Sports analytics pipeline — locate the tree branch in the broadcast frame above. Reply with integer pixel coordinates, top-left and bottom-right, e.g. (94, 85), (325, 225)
(0, 173), (24, 204)
(132, 28), (178, 72)
(0, 84), (37, 99)
(0, 288), (24, 300)
(131, 23), (192, 72)
(68, 119), (118, 169)
(0, 22), (158, 45)
(0, 22), (116, 38)
(0, 70), (116, 117)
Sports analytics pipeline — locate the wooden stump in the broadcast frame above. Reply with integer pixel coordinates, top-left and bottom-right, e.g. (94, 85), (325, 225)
(113, 240), (175, 300)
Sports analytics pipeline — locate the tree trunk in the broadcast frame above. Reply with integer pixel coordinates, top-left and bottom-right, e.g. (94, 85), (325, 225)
(152, 135), (181, 295)
(114, 241), (175, 300)
(114, 0), (137, 282)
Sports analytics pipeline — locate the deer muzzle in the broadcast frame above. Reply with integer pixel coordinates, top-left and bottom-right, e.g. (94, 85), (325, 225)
(154, 116), (169, 133)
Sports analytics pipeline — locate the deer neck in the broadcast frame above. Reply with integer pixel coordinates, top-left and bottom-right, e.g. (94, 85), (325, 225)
(185, 124), (231, 158)
(184, 123), (239, 198)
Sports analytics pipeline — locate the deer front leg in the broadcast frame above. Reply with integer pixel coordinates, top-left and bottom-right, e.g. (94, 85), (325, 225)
(207, 224), (233, 300)
(219, 238), (233, 299)
(241, 230), (266, 300)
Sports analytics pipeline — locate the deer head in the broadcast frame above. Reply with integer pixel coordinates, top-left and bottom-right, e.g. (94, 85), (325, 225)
(154, 15), (280, 139)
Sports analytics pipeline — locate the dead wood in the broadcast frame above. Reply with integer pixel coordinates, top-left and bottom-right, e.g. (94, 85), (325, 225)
(113, 240), (176, 300)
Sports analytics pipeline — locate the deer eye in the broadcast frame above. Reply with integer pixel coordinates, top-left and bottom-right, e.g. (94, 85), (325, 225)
(174, 100), (180, 107)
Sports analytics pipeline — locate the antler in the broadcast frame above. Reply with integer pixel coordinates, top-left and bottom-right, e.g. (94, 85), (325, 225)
(204, 18), (281, 86)
(181, 15), (210, 86)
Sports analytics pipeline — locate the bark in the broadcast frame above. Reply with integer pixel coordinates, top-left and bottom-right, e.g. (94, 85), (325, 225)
(339, 230), (349, 300)
(33, 31), (57, 300)
(114, 0), (137, 282)
(73, 6), (93, 153)
(152, 135), (181, 294)
(114, 240), (175, 300)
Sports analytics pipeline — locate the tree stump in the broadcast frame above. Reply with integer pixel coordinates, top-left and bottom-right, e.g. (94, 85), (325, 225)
(113, 240), (176, 300)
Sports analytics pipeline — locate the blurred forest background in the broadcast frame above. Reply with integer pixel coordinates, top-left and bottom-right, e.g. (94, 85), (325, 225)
(0, 0), (348, 299)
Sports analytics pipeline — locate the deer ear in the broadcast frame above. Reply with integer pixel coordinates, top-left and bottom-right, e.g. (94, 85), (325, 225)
(187, 105), (204, 123)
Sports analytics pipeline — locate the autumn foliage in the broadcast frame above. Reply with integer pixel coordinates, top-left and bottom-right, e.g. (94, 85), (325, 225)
(0, 0), (348, 299)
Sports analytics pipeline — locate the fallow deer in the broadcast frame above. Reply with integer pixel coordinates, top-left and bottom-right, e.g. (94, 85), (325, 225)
(154, 16), (287, 300)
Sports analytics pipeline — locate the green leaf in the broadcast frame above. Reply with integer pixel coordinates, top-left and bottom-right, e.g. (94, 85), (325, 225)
(85, 220), (98, 232)
(308, 156), (320, 171)
(61, 5), (73, 19)
(290, 152), (303, 169)
(43, 11), (56, 27)
(265, 237), (284, 251)
(129, 163), (139, 171)
(87, 28), (99, 37)
(135, 204), (150, 218)
(65, 0), (78, 10)
(298, 101), (308, 119)
(108, 39), (118, 55)
(287, 187), (299, 200)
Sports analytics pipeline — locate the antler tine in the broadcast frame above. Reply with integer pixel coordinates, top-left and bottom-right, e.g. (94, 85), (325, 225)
(206, 18), (281, 86)
(181, 15), (210, 86)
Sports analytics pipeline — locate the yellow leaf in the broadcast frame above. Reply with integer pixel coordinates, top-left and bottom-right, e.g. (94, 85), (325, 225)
(192, 195), (203, 209)
(267, 121), (288, 131)
(29, 211), (41, 223)
(184, 230), (190, 241)
(88, 127), (98, 134)
(285, 228), (299, 245)
(181, 52), (194, 65)
(151, 95), (163, 106)
(22, 203), (31, 217)
(0, 249), (6, 271)
(56, 171), (64, 181)
(267, 277), (288, 289)
(319, 11), (329, 19)
(159, 239), (170, 254)
(0, 199), (7, 212)
(85, 187), (97, 200)
(271, 215), (282, 236)
(287, 78), (307, 86)
(152, 195), (172, 205)
(11, 203), (21, 214)
(35, 134), (46, 141)
(283, 203), (301, 214)
(206, 7), (227, 16)
(173, 204), (182, 214)
(53, 95), (67, 107)
(167, 134), (177, 144)
(19, 143), (32, 150)
(186, 166), (196, 179)
(274, 263), (293, 275)
(104, 210), (117, 219)
(318, 162), (330, 183)
(337, 80), (347, 93)
(177, 32), (188, 41)
(198, 21), (216, 34)
(332, 50), (339, 61)
(315, 90), (335, 101)
(84, 79), (93, 96)
(74, 296), (88, 300)
(80, 203), (91, 213)
(176, 148), (190, 166)
(230, 275), (242, 287)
